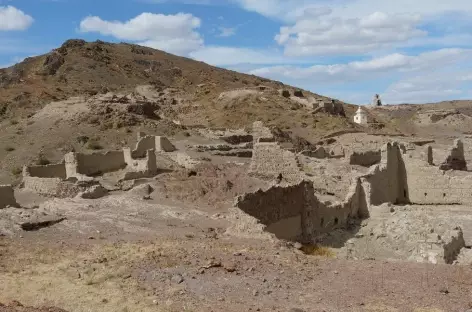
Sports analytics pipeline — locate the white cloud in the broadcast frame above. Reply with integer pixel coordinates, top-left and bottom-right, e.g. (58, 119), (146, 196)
(250, 49), (472, 82)
(0, 5), (34, 31)
(276, 11), (426, 56)
(79, 12), (203, 55)
(232, 0), (472, 21)
(189, 46), (310, 66)
(384, 71), (472, 104)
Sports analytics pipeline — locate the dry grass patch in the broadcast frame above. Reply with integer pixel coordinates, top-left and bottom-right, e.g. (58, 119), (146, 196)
(301, 244), (336, 258)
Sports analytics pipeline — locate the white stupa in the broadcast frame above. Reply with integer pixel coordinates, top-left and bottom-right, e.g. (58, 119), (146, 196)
(353, 106), (368, 125)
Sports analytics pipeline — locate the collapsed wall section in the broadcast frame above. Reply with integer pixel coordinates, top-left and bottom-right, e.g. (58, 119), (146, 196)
(249, 142), (301, 181)
(23, 163), (67, 179)
(348, 150), (381, 167)
(122, 149), (158, 180)
(439, 139), (467, 171)
(132, 132), (176, 158)
(0, 185), (18, 209)
(65, 151), (126, 178)
(404, 154), (472, 205)
(360, 142), (408, 206)
(22, 177), (83, 198)
(232, 179), (368, 241)
(252, 121), (274, 142)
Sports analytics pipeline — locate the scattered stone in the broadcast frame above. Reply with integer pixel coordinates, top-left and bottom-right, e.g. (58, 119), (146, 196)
(171, 274), (184, 284)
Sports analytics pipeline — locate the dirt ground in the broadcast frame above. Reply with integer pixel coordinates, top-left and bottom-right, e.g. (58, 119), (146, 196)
(1, 163), (472, 312)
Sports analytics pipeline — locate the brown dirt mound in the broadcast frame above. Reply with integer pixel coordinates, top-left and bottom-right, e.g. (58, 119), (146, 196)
(153, 163), (268, 209)
(0, 302), (67, 312)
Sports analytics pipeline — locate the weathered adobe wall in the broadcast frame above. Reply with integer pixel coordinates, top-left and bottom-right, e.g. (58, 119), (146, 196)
(252, 121), (274, 142)
(403, 154), (472, 205)
(234, 179), (368, 241)
(123, 149), (158, 180)
(0, 185), (18, 209)
(23, 163), (66, 179)
(249, 142), (301, 181)
(132, 132), (176, 158)
(23, 177), (82, 198)
(348, 150), (381, 167)
(439, 139), (467, 171)
(65, 151), (126, 177)
(360, 142), (408, 206)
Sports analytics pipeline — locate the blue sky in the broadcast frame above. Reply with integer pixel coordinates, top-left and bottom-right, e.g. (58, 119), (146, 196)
(1, 0), (472, 104)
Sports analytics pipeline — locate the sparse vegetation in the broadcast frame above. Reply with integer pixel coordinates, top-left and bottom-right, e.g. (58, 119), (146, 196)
(76, 135), (90, 144)
(87, 140), (103, 150)
(11, 167), (22, 176)
(5, 146), (15, 152)
(301, 244), (336, 258)
(36, 156), (51, 166)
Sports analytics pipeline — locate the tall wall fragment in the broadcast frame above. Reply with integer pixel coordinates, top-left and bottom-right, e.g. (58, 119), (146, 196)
(132, 132), (176, 158)
(232, 179), (368, 242)
(0, 185), (18, 209)
(249, 142), (301, 182)
(439, 139), (467, 171)
(360, 142), (408, 206)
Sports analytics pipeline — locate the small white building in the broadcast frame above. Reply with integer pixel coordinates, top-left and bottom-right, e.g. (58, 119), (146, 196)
(353, 106), (368, 125)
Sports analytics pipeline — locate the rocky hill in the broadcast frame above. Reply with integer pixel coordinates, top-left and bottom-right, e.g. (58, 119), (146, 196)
(1, 39), (470, 184)
(0, 39), (364, 184)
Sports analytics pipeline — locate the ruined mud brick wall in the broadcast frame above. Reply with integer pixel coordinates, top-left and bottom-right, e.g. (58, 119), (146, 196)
(123, 149), (158, 180)
(439, 139), (467, 171)
(65, 151), (126, 177)
(252, 121), (274, 142)
(24, 163), (67, 179)
(234, 181), (311, 240)
(348, 150), (381, 167)
(0, 185), (18, 209)
(132, 132), (176, 158)
(249, 142), (301, 181)
(233, 179), (368, 241)
(403, 155), (472, 205)
(361, 142), (408, 206)
(23, 177), (82, 198)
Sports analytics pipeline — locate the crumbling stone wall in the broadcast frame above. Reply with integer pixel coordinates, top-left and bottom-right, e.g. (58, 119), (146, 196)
(0, 185), (18, 209)
(65, 151), (126, 178)
(403, 154), (472, 205)
(249, 142), (301, 181)
(252, 121), (274, 142)
(234, 182), (310, 240)
(348, 150), (381, 167)
(360, 142), (408, 206)
(132, 132), (176, 158)
(439, 139), (467, 171)
(233, 179), (368, 241)
(122, 149), (158, 180)
(23, 177), (83, 198)
(23, 163), (66, 179)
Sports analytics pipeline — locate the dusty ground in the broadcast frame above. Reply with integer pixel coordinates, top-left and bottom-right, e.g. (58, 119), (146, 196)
(2, 191), (472, 312)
